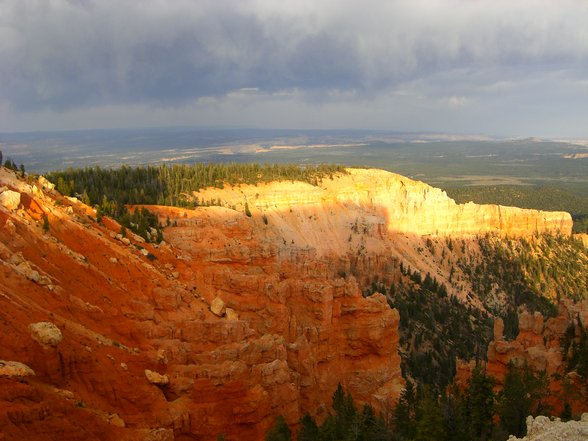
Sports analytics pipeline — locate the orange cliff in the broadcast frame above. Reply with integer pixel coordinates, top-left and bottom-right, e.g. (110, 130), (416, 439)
(0, 167), (402, 441)
(193, 168), (572, 256)
(0, 166), (575, 440)
(456, 302), (588, 417)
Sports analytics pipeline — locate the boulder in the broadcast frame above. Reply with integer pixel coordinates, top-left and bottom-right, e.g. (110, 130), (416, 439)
(19, 262), (40, 282)
(225, 307), (239, 321)
(210, 296), (226, 316)
(32, 184), (44, 198)
(29, 321), (63, 348)
(9, 252), (24, 265)
(38, 176), (55, 191)
(0, 189), (20, 210)
(507, 413), (588, 440)
(16, 261), (40, 283)
(144, 369), (169, 385)
(0, 360), (35, 378)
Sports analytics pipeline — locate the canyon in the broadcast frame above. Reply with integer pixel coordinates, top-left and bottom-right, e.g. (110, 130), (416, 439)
(0, 167), (584, 440)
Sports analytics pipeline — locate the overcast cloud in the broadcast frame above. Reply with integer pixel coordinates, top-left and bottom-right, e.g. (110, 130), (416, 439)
(1, 0), (587, 136)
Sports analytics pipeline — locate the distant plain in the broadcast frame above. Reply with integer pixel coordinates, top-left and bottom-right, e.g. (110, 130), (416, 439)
(1, 127), (587, 230)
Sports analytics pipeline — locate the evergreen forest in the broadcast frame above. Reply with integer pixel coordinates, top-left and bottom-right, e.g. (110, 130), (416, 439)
(265, 361), (562, 441)
(45, 163), (345, 242)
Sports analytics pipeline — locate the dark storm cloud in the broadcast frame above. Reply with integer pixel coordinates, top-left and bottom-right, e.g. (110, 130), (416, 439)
(1, 0), (587, 134)
(0, 0), (383, 111)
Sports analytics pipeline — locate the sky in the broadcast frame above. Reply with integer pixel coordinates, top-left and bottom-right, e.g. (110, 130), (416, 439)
(1, 0), (588, 137)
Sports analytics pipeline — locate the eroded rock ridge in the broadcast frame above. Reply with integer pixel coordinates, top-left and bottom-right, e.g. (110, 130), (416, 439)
(0, 166), (576, 440)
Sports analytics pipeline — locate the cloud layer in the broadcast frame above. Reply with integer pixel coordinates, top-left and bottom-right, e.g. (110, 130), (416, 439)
(1, 0), (587, 135)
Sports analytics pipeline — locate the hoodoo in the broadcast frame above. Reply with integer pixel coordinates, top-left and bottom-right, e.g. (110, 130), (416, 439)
(0, 166), (581, 440)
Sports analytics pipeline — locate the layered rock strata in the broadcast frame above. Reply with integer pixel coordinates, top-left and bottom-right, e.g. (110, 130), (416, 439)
(194, 169), (572, 257)
(0, 166), (575, 440)
(0, 167), (404, 440)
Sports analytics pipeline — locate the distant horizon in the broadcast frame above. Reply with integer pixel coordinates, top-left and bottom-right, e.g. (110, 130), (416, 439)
(2, 124), (586, 142)
(1, 128), (586, 192)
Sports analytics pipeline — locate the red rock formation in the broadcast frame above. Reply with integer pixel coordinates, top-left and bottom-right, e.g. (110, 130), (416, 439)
(0, 168), (403, 440)
(456, 302), (588, 416)
(0, 166), (576, 440)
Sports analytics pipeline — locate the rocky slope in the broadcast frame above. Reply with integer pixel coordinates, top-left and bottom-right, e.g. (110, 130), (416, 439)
(0, 167), (578, 440)
(0, 167), (404, 440)
(456, 300), (588, 416)
(507, 414), (588, 441)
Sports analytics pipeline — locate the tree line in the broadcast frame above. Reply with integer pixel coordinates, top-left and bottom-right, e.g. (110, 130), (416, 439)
(45, 163), (346, 242)
(265, 362), (557, 441)
(47, 163), (346, 207)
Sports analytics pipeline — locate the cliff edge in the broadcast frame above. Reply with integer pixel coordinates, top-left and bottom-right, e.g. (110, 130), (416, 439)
(0, 166), (576, 440)
(194, 168), (573, 256)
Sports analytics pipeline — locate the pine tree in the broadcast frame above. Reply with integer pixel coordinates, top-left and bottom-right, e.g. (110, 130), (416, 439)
(498, 362), (534, 437)
(331, 383), (356, 439)
(560, 402), (572, 421)
(415, 389), (446, 441)
(297, 414), (318, 441)
(266, 415), (291, 441)
(465, 365), (495, 440)
(394, 382), (416, 440)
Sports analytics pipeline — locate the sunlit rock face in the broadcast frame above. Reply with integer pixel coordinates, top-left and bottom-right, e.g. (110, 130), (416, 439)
(0, 166), (573, 440)
(456, 301), (588, 417)
(194, 168), (572, 256)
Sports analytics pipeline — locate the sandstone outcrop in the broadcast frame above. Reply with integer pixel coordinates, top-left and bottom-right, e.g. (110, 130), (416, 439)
(486, 311), (560, 378)
(457, 302), (588, 416)
(29, 322), (63, 348)
(0, 189), (20, 211)
(0, 360), (35, 378)
(210, 296), (226, 317)
(38, 175), (55, 191)
(144, 369), (169, 385)
(0, 167), (575, 440)
(193, 169), (572, 257)
(508, 414), (588, 441)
